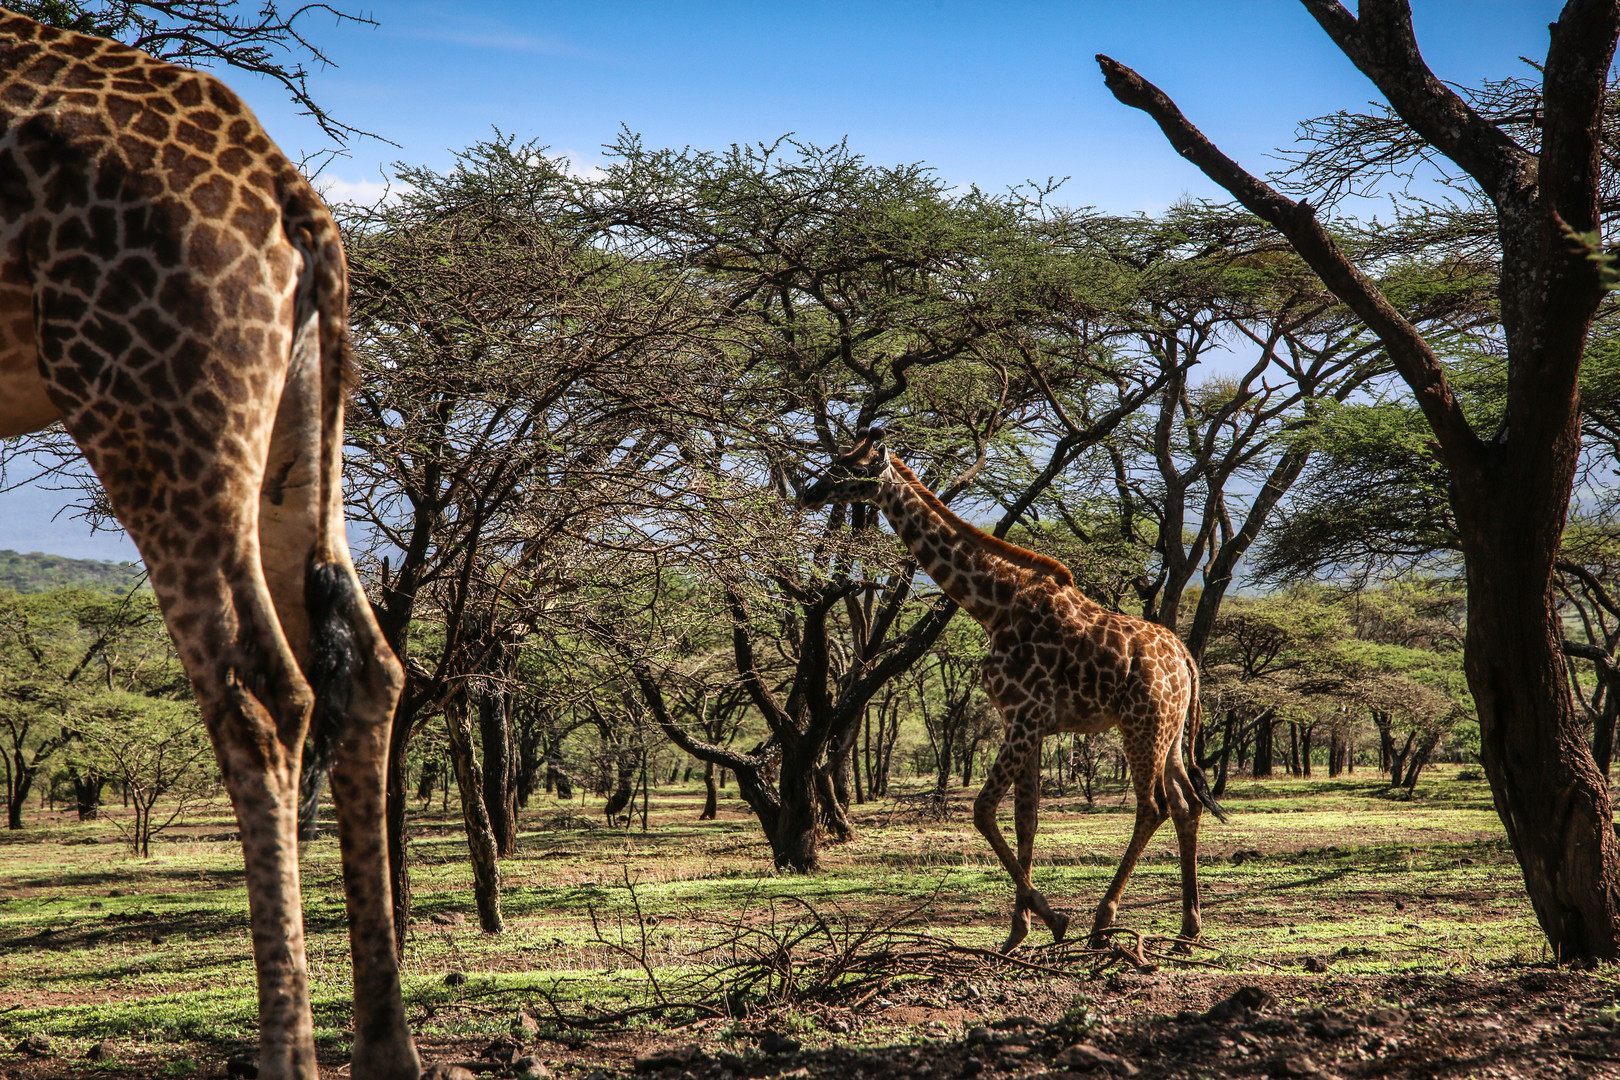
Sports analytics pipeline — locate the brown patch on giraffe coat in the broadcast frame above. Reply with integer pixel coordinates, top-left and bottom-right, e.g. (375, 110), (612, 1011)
(0, 9), (417, 1075)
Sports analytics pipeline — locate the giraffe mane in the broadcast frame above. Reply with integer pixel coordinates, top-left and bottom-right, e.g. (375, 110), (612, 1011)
(887, 455), (1076, 589)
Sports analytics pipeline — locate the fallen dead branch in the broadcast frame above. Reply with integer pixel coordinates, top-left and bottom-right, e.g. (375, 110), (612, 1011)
(417, 874), (1255, 1032)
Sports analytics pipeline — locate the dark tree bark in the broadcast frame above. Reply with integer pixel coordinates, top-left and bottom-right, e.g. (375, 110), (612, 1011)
(1100, 0), (1620, 958)
(700, 759), (719, 820)
(478, 678), (518, 856)
(67, 763), (105, 821)
(443, 702), (504, 933)
(1252, 714), (1275, 779)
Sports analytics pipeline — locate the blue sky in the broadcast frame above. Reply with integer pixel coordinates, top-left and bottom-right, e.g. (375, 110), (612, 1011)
(4, 1), (1570, 561)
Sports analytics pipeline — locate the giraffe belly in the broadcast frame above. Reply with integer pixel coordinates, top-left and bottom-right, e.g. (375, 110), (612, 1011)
(0, 255), (56, 437)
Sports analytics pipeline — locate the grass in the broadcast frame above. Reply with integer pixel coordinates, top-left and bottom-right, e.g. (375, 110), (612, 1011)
(0, 764), (1544, 1068)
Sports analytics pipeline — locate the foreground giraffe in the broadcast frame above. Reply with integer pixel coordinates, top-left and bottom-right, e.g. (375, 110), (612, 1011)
(0, 11), (418, 1079)
(802, 429), (1226, 951)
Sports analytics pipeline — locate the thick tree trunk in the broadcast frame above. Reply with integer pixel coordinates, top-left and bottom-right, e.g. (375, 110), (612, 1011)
(700, 760), (718, 820)
(1460, 490), (1620, 960)
(478, 683), (517, 856)
(1252, 715), (1274, 779)
(444, 703), (504, 933)
(68, 765), (104, 822)
(772, 742), (822, 872)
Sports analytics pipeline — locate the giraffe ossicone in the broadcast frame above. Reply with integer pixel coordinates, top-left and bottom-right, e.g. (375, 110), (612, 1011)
(0, 10), (418, 1078)
(802, 428), (1226, 951)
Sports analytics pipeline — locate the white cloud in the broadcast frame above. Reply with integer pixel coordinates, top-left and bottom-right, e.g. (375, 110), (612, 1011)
(316, 176), (407, 207)
(556, 149), (607, 183)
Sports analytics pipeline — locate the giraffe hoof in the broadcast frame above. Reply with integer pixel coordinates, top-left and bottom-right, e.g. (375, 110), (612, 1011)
(1001, 918), (1031, 953)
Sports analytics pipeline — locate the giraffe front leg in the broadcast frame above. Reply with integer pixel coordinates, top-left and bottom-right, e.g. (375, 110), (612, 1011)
(1014, 749), (1069, 943)
(974, 725), (1053, 952)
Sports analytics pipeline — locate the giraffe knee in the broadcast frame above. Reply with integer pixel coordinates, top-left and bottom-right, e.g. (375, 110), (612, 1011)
(973, 791), (1002, 833)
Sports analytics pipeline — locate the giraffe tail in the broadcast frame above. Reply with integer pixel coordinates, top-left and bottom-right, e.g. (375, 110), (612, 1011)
(1183, 657), (1228, 824)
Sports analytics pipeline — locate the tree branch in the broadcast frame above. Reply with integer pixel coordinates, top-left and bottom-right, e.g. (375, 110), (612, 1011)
(1095, 52), (1482, 475)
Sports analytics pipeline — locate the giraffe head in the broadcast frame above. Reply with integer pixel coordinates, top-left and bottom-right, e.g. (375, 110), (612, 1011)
(799, 427), (894, 509)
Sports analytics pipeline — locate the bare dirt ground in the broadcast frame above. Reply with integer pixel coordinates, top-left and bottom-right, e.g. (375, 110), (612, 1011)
(6, 969), (1619, 1079)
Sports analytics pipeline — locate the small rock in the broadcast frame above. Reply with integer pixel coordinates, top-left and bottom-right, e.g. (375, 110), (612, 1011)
(966, 1026), (994, 1045)
(151, 934), (167, 945)
(225, 1053), (259, 1078)
(443, 971), (468, 987)
(1205, 986), (1275, 1023)
(512, 1057), (552, 1080)
(1303, 957), (1330, 973)
(1054, 1042), (1138, 1076)
(1393, 899), (1407, 911)
(1307, 1018), (1358, 1039)
(421, 1066), (478, 1080)
(961, 1057), (985, 1078)
(1365, 1008), (1408, 1028)
(1270, 1053), (1326, 1078)
(513, 1010), (542, 1040)
(1000, 1045), (1032, 1059)
(16, 1033), (54, 1057)
(85, 1041), (110, 1061)
(992, 1015), (1041, 1030)
(482, 1035), (522, 1063)
(635, 1045), (708, 1072)
(109, 889), (123, 897)
(758, 1031), (802, 1055)
(430, 911), (467, 927)
(826, 1018), (852, 1034)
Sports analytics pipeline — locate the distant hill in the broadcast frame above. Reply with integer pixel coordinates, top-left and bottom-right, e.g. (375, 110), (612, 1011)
(0, 549), (146, 594)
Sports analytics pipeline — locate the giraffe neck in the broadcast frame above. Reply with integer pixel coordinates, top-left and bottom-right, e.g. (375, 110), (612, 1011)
(872, 454), (1072, 626)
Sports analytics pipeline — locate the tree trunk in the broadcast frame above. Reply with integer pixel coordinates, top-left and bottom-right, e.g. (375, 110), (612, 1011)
(700, 760), (718, 820)
(68, 765), (105, 822)
(1252, 714), (1274, 779)
(772, 741), (821, 872)
(7, 756), (32, 830)
(444, 703), (504, 933)
(1461, 491), (1620, 959)
(478, 682), (517, 856)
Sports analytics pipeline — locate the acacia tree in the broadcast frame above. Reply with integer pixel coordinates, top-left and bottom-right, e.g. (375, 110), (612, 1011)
(1102, 0), (1620, 955)
(587, 136), (1169, 871)
(340, 137), (713, 942)
(12, 0), (378, 146)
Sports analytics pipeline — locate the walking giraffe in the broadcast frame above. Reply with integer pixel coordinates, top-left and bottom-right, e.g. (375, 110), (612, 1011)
(0, 11), (418, 1079)
(801, 429), (1226, 951)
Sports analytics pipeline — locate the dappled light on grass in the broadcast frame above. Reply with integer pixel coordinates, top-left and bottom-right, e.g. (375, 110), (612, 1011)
(0, 767), (1545, 1069)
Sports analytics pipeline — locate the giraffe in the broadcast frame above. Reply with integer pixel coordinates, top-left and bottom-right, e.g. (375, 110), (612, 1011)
(0, 11), (418, 1080)
(801, 429), (1227, 952)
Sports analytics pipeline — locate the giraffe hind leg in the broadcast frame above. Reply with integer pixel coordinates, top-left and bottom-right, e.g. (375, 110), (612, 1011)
(259, 289), (416, 1080)
(1088, 765), (1170, 948)
(1164, 744), (1205, 951)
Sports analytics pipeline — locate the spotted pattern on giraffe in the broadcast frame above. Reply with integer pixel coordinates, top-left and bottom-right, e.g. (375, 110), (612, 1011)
(802, 428), (1226, 952)
(0, 10), (417, 1079)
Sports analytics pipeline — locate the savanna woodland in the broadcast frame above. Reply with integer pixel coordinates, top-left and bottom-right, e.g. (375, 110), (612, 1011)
(2, 2), (1620, 1079)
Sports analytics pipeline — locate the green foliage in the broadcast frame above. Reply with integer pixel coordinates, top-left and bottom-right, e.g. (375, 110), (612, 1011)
(0, 550), (145, 595)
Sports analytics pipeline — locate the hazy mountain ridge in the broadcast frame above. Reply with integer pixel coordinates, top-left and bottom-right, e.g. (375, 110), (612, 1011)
(0, 549), (146, 594)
